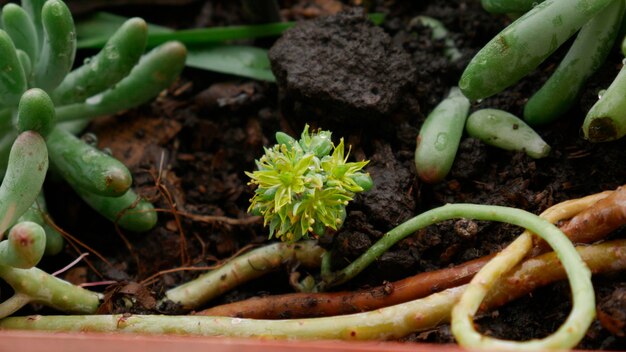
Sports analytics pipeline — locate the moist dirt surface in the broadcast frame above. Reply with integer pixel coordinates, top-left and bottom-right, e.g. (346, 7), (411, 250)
(25, 0), (626, 349)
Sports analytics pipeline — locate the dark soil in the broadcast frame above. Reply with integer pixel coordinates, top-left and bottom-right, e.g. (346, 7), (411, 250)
(25, 0), (626, 349)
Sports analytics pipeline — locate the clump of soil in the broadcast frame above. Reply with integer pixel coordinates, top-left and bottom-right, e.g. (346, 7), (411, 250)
(269, 8), (417, 128)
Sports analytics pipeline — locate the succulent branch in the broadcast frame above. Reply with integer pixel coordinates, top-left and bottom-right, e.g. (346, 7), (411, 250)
(460, 0), (626, 141)
(0, 264), (100, 318)
(0, 0), (186, 237)
(162, 241), (325, 310)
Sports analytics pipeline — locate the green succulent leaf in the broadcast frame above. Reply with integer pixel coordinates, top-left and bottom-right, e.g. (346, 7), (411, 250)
(52, 17), (149, 106)
(0, 30), (27, 107)
(16, 88), (55, 137)
(2, 3), (39, 64)
(247, 125), (372, 242)
(34, 0), (76, 92)
(21, 0), (46, 49)
(185, 45), (275, 82)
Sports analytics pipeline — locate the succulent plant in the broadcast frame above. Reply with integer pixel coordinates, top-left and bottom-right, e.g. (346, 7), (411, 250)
(246, 125), (373, 242)
(462, 0), (624, 139)
(0, 0), (187, 254)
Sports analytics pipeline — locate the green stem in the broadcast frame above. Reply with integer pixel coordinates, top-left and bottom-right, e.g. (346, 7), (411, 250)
(0, 294), (31, 319)
(0, 287), (463, 339)
(323, 203), (554, 288)
(55, 120), (90, 135)
(163, 241), (325, 310)
(320, 250), (332, 278)
(0, 265), (100, 315)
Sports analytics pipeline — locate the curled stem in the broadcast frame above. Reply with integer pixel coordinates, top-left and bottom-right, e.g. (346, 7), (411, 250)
(451, 203), (594, 350)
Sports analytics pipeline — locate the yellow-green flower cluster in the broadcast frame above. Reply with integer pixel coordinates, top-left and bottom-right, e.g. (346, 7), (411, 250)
(246, 125), (373, 242)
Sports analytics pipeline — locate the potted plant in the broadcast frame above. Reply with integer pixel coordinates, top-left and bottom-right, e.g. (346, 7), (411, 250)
(1, 0), (626, 350)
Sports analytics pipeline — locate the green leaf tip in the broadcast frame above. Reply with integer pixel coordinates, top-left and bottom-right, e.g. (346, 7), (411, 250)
(247, 124), (373, 242)
(16, 88), (55, 137)
(0, 221), (46, 269)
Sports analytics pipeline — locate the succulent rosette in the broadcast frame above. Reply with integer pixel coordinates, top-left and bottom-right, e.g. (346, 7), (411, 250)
(246, 125), (373, 241)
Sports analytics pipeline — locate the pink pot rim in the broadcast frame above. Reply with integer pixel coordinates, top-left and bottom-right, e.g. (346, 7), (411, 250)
(0, 330), (465, 352)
